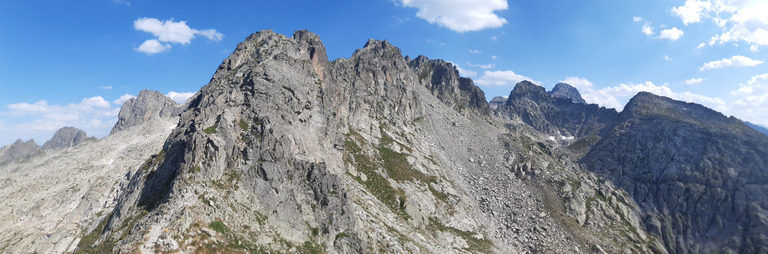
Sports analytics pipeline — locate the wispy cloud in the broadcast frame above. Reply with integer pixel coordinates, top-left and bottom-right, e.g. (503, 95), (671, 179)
(469, 49), (481, 54)
(699, 55), (764, 71)
(134, 17), (223, 55)
(683, 78), (704, 85)
(559, 77), (725, 112)
(1, 96), (122, 145)
(731, 73), (768, 126)
(475, 70), (536, 87)
(467, 62), (494, 69)
(396, 0), (508, 32)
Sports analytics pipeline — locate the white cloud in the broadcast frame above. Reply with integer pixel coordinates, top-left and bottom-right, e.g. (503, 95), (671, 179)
(699, 55), (764, 71)
(467, 62), (494, 69)
(398, 0), (508, 32)
(475, 70), (536, 87)
(683, 78), (704, 85)
(101, 85), (113, 90)
(557, 77), (725, 112)
(659, 27), (684, 40)
(664, 55), (673, 61)
(134, 17), (223, 55)
(642, 22), (654, 35)
(560, 77), (594, 90)
(731, 73), (768, 126)
(491, 55), (498, 59)
(113, 94), (136, 105)
(469, 49), (481, 54)
(673, 0), (768, 50)
(672, 0), (712, 25)
(136, 39), (171, 54)
(454, 65), (478, 77)
(1, 97), (121, 145)
(167, 91), (195, 104)
(490, 35), (498, 41)
(633, 16), (644, 22)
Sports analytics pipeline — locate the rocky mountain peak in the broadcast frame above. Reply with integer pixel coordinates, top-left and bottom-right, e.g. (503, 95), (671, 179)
(506, 80), (548, 105)
(500, 81), (618, 138)
(488, 96), (507, 110)
(110, 89), (179, 134)
(549, 83), (586, 104)
(0, 139), (39, 165)
(42, 127), (91, 150)
(407, 55), (490, 114)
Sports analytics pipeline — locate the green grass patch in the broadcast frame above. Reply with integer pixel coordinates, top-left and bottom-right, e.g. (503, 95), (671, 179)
(189, 165), (201, 174)
(344, 130), (409, 218)
(428, 217), (493, 253)
(203, 125), (217, 134)
(238, 119), (249, 131)
(209, 220), (228, 233)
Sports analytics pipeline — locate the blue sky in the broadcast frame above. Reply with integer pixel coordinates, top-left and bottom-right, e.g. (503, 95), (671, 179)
(1, 0), (767, 146)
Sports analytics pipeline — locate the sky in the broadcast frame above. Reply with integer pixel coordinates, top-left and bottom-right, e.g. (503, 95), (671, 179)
(1, 0), (767, 146)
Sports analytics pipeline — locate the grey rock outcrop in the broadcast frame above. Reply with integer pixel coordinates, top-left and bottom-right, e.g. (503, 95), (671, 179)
(549, 83), (586, 104)
(498, 81), (618, 138)
(583, 92), (768, 253)
(0, 139), (39, 165)
(110, 90), (180, 134)
(41, 127), (92, 150)
(79, 30), (660, 253)
(408, 55), (490, 114)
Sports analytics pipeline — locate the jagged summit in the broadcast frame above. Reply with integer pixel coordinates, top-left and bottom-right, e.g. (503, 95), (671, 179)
(499, 80), (617, 138)
(41, 127), (92, 150)
(408, 55), (489, 114)
(0, 139), (39, 165)
(110, 89), (180, 135)
(549, 83), (586, 104)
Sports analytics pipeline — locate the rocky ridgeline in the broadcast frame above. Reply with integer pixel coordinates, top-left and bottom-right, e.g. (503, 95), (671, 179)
(0, 126), (95, 165)
(3, 29), (766, 253)
(74, 30), (665, 253)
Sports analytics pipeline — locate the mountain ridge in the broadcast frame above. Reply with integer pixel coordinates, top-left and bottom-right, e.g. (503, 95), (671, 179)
(0, 29), (764, 253)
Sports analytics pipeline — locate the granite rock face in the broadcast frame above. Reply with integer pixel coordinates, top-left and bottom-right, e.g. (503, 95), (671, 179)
(498, 81), (618, 138)
(0, 139), (39, 165)
(110, 90), (180, 134)
(41, 127), (92, 150)
(583, 92), (768, 253)
(76, 30), (662, 253)
(408, 55), (490, 115)
(549, 83), (586, 104)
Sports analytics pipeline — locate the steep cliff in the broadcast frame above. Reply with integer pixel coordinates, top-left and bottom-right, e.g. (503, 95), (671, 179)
(583, 92), (768, 253)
